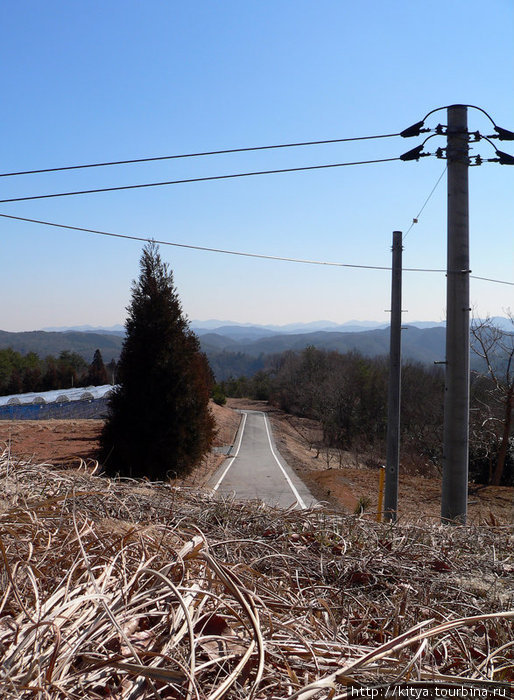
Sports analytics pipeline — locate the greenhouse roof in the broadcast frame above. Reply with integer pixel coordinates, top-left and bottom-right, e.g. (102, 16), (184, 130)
(0, 385), (116, 406)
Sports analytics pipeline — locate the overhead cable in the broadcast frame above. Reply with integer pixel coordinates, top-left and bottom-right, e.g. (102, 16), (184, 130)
(422, 104), (498, 127)
(0, 212), (400, 269)
(0, 132), (402, 179)
(0, 157), (401, 203)
(403, 104), (511, 137)
(403, 165), (447, 240)
(469, 275), (514, 286)
(2, 212), (512, 285)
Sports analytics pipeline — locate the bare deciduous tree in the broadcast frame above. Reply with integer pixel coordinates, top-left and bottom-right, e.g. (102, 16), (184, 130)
(470, 313), (514, 486)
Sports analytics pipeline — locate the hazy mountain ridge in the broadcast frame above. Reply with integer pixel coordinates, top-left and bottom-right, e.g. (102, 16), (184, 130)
(40, 319), (449, 338)
(39, 317), (513, 340)
(199, 326), (448, 364)
(42, 324), (125, 334)
(1, 317), (507, 382)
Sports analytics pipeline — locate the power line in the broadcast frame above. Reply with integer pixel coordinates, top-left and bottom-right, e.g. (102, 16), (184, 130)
(2, 211), (512, 284)
(0, 157), (401, 204)
(403, 165), (448, 240)
(469, 275), (514, 286)
(0, 131), (402, 179)
(0, 212), (398, 269)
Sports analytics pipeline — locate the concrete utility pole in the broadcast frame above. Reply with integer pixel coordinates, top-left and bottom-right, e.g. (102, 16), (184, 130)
(441, 105), (470, 524)
(384, 230), (403, 521)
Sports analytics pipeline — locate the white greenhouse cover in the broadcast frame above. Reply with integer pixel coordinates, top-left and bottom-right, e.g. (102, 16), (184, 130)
(0, 385), (117, 407)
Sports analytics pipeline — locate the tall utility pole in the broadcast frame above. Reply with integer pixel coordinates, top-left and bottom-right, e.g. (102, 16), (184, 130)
(441, 105), (470, 524)
(384, 230), (403, 521)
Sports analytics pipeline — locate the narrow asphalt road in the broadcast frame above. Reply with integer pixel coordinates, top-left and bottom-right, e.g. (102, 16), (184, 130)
(209, 410), (317, 509)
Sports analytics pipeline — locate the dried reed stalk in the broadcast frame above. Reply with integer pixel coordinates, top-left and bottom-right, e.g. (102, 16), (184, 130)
(0, 450), (512, 699)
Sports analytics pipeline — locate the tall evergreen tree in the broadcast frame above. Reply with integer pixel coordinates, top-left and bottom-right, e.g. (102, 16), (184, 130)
(87, 349), (109, 386)
(99, 242), (215, 479)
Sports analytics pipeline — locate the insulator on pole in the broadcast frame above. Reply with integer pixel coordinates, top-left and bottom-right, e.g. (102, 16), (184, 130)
(495, 126), (514, 141)
(400, 120), (426, 138)
(400, 145), (425, 161)
(496, 149), (514, 165)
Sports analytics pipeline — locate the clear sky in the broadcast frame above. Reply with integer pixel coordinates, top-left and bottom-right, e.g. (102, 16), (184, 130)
(1, 1), (513, 331)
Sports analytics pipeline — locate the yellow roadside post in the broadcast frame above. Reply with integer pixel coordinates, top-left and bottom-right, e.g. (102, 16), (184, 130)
(377, 466), (386, 522)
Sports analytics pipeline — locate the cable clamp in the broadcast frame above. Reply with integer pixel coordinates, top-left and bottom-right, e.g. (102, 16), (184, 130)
(400, 145), (426, 161)
(495, 149), (514, 165)
(494, 125), (514, 141)
(433, 153), (470, 165)
(400, 121), (429, 138)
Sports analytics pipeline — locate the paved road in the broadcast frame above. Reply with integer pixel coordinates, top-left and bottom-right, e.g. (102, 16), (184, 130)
(209, 410), (317, 509)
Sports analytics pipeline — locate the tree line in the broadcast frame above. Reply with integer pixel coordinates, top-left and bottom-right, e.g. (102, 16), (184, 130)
(0, 348), (115, 396)
(219, 339), (513, 486)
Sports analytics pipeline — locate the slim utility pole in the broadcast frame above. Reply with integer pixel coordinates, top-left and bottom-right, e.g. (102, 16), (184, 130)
(384, 230), (403, 521)
(441, 105), (470, 524)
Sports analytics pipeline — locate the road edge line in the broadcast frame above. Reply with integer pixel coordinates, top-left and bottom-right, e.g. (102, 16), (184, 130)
(212, 411), (247, 492)
(262, 412), (307, 510)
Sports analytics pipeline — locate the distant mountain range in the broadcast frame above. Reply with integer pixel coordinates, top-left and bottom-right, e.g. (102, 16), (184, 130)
(42, 319), (448, 337)
(1, 317), (507, 381)
(42, 324), (125, 335)
(190, 319), (447, 336)
(40, 317), (511, 338)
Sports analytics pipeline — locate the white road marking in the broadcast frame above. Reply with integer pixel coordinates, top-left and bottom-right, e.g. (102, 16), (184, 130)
(212, 411), (247, 492)
(262, 412), (307, 510)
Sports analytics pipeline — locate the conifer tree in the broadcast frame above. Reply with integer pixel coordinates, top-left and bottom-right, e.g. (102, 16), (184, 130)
(99, 242), (215, 479)
(87, 349), (109, 386)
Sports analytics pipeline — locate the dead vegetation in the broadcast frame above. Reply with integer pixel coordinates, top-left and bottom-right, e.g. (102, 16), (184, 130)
(0, 449), (512, 699)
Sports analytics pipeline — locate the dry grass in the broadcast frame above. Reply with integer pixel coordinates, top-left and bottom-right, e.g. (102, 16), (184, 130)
(0, 449), (512, 699)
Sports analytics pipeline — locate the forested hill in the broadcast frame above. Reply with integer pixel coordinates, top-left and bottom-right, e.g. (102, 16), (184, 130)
(200, 326), (446, 360)
(201, 325), (449, 380)
(0, 325), (485, 381)
(0, 330), (123, 364)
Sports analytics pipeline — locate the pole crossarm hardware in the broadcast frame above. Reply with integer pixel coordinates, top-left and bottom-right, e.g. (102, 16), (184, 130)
(398, 104), (514, 524)
(398, 105), (514, 165)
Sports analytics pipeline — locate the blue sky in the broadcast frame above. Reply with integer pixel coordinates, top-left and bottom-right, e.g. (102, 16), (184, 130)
(1, 1), (513, 331)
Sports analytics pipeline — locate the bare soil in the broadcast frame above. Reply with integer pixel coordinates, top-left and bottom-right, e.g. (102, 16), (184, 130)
(0, 419), (104, 467)
(0, 399), (512, 524)
(0, 402), (240, 488)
